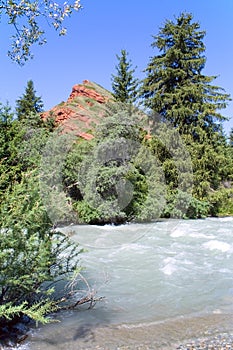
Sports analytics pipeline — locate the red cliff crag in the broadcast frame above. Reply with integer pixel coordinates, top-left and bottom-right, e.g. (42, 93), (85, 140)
(41, 80), (112, 140)
(68, 81), (106, 104)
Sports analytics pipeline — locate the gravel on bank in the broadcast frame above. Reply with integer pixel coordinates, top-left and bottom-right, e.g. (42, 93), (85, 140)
(69, 333), (233, 350)
(176, 333), (233, 350)
(113, 334), (233, 350)
(94, 334), (233, 349)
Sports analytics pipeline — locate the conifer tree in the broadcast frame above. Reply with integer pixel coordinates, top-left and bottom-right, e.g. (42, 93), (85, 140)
(229, 128), (233, 147)
(140, 12), (231, 137)
(141, 12), (232, 204)
(16, 80), (44, 121)
(111, 49), (139, 104)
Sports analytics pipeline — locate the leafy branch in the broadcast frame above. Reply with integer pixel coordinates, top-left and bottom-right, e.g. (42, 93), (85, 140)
(0, 0), (82, 64)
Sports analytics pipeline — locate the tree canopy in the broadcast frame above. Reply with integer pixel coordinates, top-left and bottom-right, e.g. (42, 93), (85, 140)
(140, 12), (233, 214)
(140, 12), (231, 137)
(111, 49), (139, 104)
(16, 80), (44, 121)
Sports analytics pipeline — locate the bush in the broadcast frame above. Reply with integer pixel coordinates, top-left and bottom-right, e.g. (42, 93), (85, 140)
(207, 187), (233, 216)
(0, 171), (83, 325)
(162, 190), (210, 219)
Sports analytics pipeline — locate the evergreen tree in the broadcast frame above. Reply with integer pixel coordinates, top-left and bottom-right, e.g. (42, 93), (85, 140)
(0, 169), (83, 325)
(111, 49), (139, 104)
(16, 80), (44, 121)
(140, 12), (231, 137)
(0, 103), (23, 198)
(141, 12), (232, 208)
(64, 104), (165, 224)
(229, 128), (233, 147)
(0, 101), (84, 328)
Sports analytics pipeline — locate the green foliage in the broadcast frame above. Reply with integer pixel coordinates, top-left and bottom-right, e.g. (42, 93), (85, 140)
(16, 80), (44, 121)
(140, 12), (232, 216)
(207, 187), (233, 217)
(0, 170), (83, 324)
(0, 300), (57, 325)
(74, 201), (101, 224)
(0, 100), (56, 203)
(229, 128), (233, 147)
(146, 120), (195, 217)
(0, 100), (84, 327)
(162, 190), (209, 219)
(0, 103), (24, 198)
(64, 105), (166, 224)
(63, 138), (95, 201)
(62, 99), (232, 220)
(185, 195), (210, 219)
(1, 0), (82, 64)
(140, 12), (231, 136)
(111, 49), (140, 104)
(184, 131), (233, 199)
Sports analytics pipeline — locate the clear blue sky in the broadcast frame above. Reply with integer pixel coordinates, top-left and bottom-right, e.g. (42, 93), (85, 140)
(1, 0), (233, 134)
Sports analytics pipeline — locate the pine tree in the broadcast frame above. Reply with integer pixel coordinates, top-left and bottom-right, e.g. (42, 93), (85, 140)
(141, 12), (232, 206)
(0, 103), (23, 198)
(111, 49), (139, 104)
(140, 12), (231, 137)
(229, 128), (233, 147)
(16, 80), (44, 121)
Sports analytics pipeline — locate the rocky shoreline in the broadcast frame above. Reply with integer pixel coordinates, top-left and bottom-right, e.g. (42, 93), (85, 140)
(121, 334), (233, 349)
(176, 333), (233, 349)
(12, 313), (231, 350)
(0, 317), (30, 349)
(2, 330), (233, 350)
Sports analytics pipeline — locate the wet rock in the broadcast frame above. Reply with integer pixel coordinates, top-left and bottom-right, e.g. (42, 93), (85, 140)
(0, 318), (30, 349)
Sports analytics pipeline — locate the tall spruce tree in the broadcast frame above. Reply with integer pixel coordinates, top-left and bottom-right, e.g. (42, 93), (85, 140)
(111, 49), (139, 104)
(140, 12), (231, 137)
(141, 12), (232, 205)
(16, 80), (44, 121)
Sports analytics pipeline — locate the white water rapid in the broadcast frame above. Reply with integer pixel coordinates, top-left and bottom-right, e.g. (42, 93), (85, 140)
(21, 217), (233, 349)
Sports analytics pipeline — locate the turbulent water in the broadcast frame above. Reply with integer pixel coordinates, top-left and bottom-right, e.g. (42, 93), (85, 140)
(21, 217), (233, 349)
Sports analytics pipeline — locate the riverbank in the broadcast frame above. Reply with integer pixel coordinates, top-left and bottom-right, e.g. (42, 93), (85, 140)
(20, 312), (233, 350)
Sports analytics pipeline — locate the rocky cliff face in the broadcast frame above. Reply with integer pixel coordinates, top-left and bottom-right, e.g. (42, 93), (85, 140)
(41, 80), (112, 140)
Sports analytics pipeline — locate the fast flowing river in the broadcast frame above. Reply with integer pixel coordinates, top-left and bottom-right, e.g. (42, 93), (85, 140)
(22, 217), (233, 349)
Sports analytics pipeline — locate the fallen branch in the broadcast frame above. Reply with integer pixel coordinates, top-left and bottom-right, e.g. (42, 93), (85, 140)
(56, 272), (105, 310)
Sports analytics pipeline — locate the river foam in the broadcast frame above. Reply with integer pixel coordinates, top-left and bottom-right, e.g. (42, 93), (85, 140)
(203, 240), (231, 252)
(20, 218), (233, 350)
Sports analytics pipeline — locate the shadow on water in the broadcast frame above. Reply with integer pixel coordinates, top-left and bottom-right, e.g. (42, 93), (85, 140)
(0, 300), (110, 349)
(73, 324), (96, 342)
(26, 304), (114, 349)
(41, 323), (97, 345)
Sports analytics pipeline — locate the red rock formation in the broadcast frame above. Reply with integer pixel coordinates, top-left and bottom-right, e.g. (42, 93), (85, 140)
(68, 83), (106, 104)
(41, 80), (111, 140)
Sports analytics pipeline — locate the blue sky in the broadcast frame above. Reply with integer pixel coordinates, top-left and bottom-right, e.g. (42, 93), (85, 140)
(1, 0), (233, 134)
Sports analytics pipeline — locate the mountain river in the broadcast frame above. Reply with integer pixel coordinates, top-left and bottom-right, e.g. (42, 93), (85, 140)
(20, 217), (233, 349)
